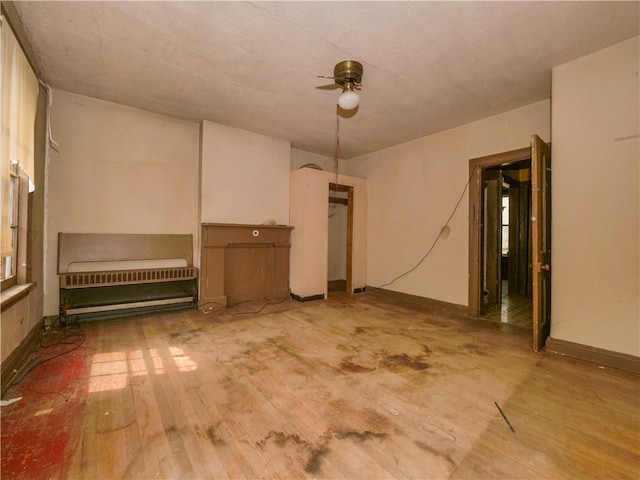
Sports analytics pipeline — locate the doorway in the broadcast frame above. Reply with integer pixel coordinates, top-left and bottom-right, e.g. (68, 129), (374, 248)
(469, 136), (552, 350)
(328, 183), (353, 295)
(481, 162), (533, 329)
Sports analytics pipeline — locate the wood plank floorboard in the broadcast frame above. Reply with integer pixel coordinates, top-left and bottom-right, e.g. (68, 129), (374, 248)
(1, 292), (638, 479)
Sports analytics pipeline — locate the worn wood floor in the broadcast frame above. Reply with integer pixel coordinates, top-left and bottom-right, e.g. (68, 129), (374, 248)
(2, 291), (639, 479)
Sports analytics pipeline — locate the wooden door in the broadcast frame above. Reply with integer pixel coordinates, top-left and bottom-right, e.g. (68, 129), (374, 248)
(346, 186), (354, 293)
(484, 171), (503, 307)
(531, 135), (552, 351)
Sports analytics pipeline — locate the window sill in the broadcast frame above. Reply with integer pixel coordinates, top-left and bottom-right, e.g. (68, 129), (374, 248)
(1, 283), (36, 312)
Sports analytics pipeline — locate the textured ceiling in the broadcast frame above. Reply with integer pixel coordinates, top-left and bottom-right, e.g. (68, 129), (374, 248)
(11, 1), (640, 158)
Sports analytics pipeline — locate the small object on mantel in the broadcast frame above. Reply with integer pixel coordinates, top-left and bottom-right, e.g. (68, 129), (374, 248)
(1, 397), (22, 407)
(261, 219), (277, 226)
(299, 163), (323, 170)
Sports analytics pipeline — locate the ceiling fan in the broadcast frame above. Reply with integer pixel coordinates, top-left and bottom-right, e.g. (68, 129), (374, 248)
(317, 60), (363, 110)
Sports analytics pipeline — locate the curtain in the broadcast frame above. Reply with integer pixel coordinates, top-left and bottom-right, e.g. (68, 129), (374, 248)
(1, 20), (39, 259)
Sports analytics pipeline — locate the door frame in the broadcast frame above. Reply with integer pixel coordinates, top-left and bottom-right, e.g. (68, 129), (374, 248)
(329, 183), (354, 293)
(468, 147), (531, 317)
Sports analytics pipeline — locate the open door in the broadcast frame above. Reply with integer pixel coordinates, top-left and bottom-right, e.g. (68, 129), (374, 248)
(484, 170), (503, 306)
(531, 134), (551, 351)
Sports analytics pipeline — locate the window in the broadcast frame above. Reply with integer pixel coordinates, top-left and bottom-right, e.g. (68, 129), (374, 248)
(1, 160), (30, 290)
(501, 194), (509, 255)
(1, 161), (19, 285)
(1, 17), (39, 291)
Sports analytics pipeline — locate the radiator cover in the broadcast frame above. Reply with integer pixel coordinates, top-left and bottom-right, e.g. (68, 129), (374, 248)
(60, 272), (198, 322)
(58, 233), (198, 322)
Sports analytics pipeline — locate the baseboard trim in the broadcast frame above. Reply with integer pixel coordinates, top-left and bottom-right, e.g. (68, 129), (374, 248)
(354, 287), (367, 294)
(1, 318), (43, 396)
(366, 287), (468, 317)
(291, 293), (325, 302)
(546, 337), (640, 375)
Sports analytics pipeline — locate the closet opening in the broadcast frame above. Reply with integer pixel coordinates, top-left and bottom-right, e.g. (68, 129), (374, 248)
(328, 183), (353, 295)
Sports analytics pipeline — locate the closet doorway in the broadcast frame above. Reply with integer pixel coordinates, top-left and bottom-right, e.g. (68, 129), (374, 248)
(327, 183), (353, 295)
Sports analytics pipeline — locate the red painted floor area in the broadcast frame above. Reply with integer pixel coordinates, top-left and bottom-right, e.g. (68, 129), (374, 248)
(1, 324), (97, 479)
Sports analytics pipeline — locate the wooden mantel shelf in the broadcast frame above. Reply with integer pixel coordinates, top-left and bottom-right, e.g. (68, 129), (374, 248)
(202, 222), (293, 230)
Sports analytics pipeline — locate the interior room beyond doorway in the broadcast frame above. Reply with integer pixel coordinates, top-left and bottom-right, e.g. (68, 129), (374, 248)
(481, 161), (533, 329)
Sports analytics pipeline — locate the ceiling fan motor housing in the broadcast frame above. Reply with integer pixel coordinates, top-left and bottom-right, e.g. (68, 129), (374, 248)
(334, 60), (363, 87)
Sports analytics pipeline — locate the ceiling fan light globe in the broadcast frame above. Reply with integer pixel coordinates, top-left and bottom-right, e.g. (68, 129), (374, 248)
(338, 90), (359, 110)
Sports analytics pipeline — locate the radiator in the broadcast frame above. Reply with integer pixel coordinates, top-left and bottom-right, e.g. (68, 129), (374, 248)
(58, 233), (198, 322)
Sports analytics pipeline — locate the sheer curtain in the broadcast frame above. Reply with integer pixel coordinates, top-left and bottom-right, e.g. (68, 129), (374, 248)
(1, 20), (39, 275)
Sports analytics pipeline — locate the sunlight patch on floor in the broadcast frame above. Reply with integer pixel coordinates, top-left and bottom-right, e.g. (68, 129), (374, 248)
(88, 346), (198, 392)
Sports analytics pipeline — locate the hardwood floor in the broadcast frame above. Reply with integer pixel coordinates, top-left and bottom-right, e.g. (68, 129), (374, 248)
(2, 292), (639, 479)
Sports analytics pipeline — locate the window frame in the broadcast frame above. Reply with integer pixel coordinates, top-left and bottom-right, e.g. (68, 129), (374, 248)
(1, 163), (29, 292)
(1, 163), (20, 289)
(501, 193), (509, 256)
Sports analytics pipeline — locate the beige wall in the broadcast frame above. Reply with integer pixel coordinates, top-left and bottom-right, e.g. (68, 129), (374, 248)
(551, 37), (639, 356)
(200, 121), (290, 226)
(44, 91), (200, 316)
(2, 298), (32, 364)
(290, 169), (366, 298)
(346, 100), (550, 306)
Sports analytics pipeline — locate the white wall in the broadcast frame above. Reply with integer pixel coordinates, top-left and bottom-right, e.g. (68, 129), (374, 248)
(551, 37), (639, 356)
(200, 121), (290, 225)
(45, 91), (200, 316)
(346, 100), (550, 306)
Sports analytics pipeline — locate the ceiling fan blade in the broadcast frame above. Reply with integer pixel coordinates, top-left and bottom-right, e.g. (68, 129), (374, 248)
(315, 84), (340, 90)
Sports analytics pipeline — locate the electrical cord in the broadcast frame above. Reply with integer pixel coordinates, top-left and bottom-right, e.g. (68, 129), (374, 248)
(39, 325), (84, 349)
(199, 295), (291, 316)
(370, 166), (478, 291)
(10, 323), (86, 387)
(334, 107), (341, 187)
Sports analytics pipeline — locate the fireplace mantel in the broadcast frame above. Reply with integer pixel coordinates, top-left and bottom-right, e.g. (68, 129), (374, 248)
(200, 223), (293, 309)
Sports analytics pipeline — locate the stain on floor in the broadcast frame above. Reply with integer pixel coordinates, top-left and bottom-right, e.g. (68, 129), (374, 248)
(1, 324), (97, 479)
(258, 427), (388, 475)
(382, 353), (430, 371)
